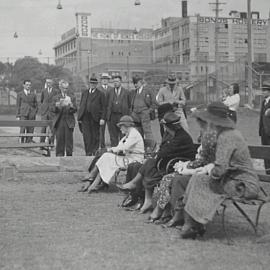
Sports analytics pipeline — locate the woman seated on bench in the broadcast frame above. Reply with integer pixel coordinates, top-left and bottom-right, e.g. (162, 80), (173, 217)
(118, 112), (196, 213)
(148, 111), (217, 225)
(175, 102), (260, 239)
(79, 115), (144, 193)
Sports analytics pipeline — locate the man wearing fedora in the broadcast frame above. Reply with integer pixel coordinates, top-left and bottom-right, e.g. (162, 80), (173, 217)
(106, 75), (131, 146)
(77, 76), (106, 156)
(259, 81), (270, 174)
(39, 78), (59, 145)
(156, 73), (189, 133)
(130, 75), (157, 150)
(98, 72), (113, 148)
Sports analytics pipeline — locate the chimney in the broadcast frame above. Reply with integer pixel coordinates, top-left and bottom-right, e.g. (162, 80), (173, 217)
(182, 1), (188, 18)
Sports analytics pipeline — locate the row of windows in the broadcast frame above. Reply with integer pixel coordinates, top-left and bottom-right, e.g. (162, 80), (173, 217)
(111, 51), (132, 56)
(55, 40), (76, 57)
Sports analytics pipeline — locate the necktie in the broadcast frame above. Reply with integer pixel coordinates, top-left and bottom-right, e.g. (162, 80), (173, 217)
(48, 88), (51, 94)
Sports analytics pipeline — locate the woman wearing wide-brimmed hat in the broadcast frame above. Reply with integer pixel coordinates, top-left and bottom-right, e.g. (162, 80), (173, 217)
(79, 115), (144, 193)
(177, 101), (260, 239)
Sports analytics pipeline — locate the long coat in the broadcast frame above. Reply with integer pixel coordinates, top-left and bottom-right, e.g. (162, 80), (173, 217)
(259, 98), (270, 137)
(16, 91), (38, 119)
(51, 91), (77, 130)
(106, 87), (131, 120)
(40, 87), (59, 117)
(77, 89), (106, 122)
(141, 126), (196, 189)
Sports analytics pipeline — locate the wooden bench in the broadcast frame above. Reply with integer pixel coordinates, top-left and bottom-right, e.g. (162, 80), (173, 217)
(221, 145), (270, 238)
(164, 143), (270, 237)
(0, 120), (54, 157)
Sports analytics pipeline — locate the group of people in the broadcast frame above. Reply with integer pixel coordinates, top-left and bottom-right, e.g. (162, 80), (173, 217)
(16, 72), (189, 157)
(79, 99), (262, 240)
(16, 73), (270, 239)
(77, 81), (270, 240)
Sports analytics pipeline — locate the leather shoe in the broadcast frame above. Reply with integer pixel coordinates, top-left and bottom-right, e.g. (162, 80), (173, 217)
(124, 201), (143, 211)
(116, 184), (134, 193)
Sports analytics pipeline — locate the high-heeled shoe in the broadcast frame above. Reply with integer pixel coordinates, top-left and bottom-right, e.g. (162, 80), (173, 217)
(88, 181), (109, 194)
(116, 184), (135, 193)
(180, 225), (206, 239)
(144, 215), (161, 224)
(80, 177), (94, 183)
(78, 181), (93, 192)
(163, 218), (184, 228)
(154, 215), (172, 225)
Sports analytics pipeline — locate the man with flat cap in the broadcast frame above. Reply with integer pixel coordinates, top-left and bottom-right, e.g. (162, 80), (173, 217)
(130, 75), (157, 150)
(98, 72), (113, 148)
(77, 76), (106, 156)
(259, 81), (270, 174)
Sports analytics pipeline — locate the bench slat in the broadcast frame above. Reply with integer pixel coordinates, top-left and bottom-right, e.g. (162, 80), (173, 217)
(0, 143), (54, 149)
(248, 145), (270, 160)
(0, 133), (52, 137)
(0, 120), (52, 127)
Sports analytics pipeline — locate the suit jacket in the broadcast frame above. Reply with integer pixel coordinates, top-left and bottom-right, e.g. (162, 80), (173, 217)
(77, 88), (106, 123)
(51, 91), (77, 130)
(259, 98), (270, 137)
(106, 87), (131, 120)
(40, 87), (59, 116)
(16, 91), (38, 118)
(130, 85), (157, 112)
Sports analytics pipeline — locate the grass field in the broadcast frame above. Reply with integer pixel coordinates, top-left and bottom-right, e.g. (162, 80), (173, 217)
(1, 108), (270, 270)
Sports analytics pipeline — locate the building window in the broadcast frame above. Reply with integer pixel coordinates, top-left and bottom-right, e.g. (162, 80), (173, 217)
(111, 51), (114, 56)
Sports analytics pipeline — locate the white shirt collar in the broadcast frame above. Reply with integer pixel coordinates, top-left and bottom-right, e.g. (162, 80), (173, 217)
(24, 89), (29, 95)
(137, 86), (143, 94)
(265, 96), (270, 104)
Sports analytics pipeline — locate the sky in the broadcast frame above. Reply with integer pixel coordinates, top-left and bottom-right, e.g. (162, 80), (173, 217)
(0, 0), (269, 63)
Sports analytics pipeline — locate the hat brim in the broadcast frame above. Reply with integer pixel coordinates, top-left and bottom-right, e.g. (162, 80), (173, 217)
(165, 79), (177, 84)
(193, 110), (235, 128)
(116, 122), (134, 127)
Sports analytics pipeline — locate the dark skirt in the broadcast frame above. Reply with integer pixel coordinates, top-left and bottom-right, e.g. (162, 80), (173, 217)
(140, 158), (164, 189)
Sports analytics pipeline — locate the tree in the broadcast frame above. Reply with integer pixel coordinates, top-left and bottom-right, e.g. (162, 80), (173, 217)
(144, 69), (167, 93)
(6, 57), (86, 93)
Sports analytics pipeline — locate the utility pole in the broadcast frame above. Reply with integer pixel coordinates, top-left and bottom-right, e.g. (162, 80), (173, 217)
(209, 0), (226, 99)
(247, 0), (253, 107)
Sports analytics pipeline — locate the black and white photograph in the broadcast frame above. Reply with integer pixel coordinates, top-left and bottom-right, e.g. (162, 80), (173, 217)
(1, 0), (270, 269)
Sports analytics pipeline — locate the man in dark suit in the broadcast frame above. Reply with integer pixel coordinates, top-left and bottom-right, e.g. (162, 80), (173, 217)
(77, 76), (106, 156)
(259, 81), (270, 174)
(40, 78), (59, 144)
(106, 75), (131, 146)
(97, 73), (113, 148)
(16, 79), (38, 143)
(51, 80), (77, 156)
(130, 76), (157, 150)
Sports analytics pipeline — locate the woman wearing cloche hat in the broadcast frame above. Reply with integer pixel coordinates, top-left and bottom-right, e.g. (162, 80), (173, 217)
(79, 115), (145, 193)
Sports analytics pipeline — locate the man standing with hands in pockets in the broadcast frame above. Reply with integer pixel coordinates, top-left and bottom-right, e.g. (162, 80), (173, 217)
(77, 76), (106, 156)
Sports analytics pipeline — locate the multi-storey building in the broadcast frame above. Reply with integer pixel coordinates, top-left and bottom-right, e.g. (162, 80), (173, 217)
(53, 13), (190, 89)
(153, 12), (270, 82)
